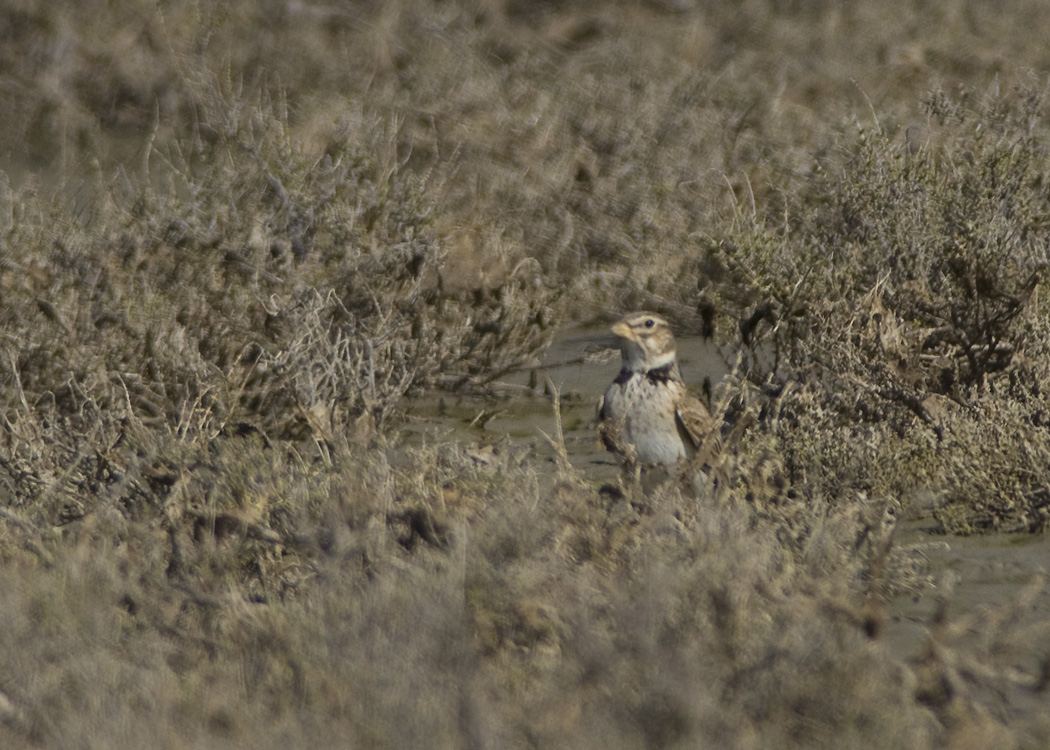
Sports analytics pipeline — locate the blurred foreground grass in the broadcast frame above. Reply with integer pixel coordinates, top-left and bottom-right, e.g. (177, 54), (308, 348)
(2, 1), (1050, 747)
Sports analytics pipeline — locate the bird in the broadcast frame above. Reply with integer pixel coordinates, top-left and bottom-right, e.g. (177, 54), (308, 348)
(597, 311), (716, 484)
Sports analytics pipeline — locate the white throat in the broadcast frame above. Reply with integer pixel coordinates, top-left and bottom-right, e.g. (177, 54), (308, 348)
(644, 349), (677, 371)
(622, 343), (676, 373)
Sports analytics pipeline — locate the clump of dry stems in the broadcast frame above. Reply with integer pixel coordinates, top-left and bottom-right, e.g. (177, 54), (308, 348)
(1, 2), (1050, 749)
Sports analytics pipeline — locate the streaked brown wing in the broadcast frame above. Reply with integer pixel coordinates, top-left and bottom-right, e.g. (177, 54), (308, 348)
(674, 393), (714, 451)
(596, 391), (626, 456)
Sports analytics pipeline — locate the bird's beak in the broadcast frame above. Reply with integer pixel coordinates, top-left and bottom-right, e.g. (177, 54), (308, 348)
(611, 321), (633, 340)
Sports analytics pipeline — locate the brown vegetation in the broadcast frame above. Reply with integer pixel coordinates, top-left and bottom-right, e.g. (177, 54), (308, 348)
(2, 0), (1050, 747)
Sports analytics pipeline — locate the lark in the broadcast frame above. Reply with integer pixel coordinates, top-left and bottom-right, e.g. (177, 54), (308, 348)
(597, 312), (716, 478)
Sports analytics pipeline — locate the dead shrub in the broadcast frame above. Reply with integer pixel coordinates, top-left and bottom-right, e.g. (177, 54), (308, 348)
(697, 83), (1050, 531)
(0, 83), (554, 448)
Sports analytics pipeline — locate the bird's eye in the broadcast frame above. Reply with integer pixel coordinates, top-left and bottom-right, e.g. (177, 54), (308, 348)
(644, 319), (655, 328)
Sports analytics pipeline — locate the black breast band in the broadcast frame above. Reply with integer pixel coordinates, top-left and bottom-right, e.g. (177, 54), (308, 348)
(613, 364), (674, 386)
(645, 363), (675, 384)
(612, 368), (633, 386)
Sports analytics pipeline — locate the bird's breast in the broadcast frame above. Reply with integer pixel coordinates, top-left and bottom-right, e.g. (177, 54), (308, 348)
(601, 374), (691, 465)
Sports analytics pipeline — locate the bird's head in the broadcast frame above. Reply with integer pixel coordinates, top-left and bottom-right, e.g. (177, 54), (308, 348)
(611, 311), (678, 372)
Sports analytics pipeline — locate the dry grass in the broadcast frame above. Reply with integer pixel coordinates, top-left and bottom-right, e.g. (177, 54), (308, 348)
(2, 0), (1050, 747)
